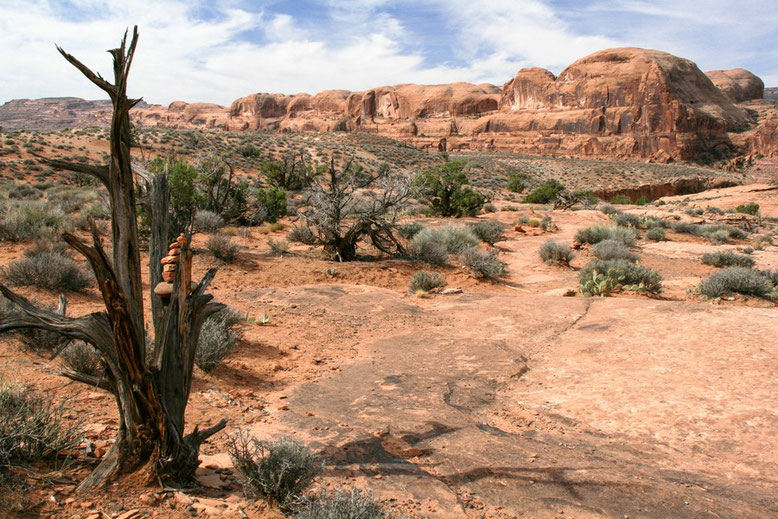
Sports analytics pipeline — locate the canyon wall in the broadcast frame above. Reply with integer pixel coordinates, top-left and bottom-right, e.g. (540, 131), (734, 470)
(3, 47), (776, 162)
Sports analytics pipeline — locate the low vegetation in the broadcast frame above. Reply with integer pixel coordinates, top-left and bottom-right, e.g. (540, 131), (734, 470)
(206, 233), (241, 262)
(701, 251), (755, 268)
(698, 268), (774, 298)
(579, 259), (662, 296)
(294, 487), (391, 519)
(575, 226), (637, 246)
(228, 433), (322, 509)
(539, 240), (574, 266)
(592, 239), (638, 262)
(0, 376), (81, 469)
(409, 270), (446, 292)
(459, 247), (504, 279)
(195, 307), (242, 372)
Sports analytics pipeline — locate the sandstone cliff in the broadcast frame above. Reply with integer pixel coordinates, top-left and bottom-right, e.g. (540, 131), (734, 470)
(3, 48), (775, 162)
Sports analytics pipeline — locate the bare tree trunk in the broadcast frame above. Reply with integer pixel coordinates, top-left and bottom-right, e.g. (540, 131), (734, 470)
(0, 27), (226, 492)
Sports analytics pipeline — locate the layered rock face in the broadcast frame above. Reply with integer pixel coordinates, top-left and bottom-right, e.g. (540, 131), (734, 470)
(0, 97), (115, 131)
(130, 48), (771, 161)
(4, 48), (775, 161)
(706, 68), (764, 102)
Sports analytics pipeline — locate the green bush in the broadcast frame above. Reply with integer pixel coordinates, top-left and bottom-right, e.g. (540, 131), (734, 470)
(610, 212), (641, 228)
(3, 252), (91, 292)
(698, 267), (773, 298)
(413, 161), (483, 217)
(0, 202), (68, 242)
(411, 225), (478, 257)
(579, 259), (662, 296)
(409, 271), (446, 292)
(506, 173), (526, 193)
(206, 234), (241, 262)
(228, 433), (322, 508)
(646, 227), (666, 241)
(523, 179), (565, 204)
(592, 239), (638, 262)
(294, 487), (390, 519)
(195, 307), (242, 372)
(539, 240), (573, 265)
(408, 237), (448, 265)
(397, 222), (424, 240)
(635, 195), (650, 206)
(609, 194), (633, 204)
(256, 187), (287, 223)
(459, 247), (504, 279)
(735, 203), (759, 216)
(469, 220), (504, 245)
(575, 226), (636, 246)
(0, 376), (81, 468)
(701, 251), (755, 268)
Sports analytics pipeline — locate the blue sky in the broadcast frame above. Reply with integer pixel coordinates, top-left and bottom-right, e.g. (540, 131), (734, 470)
(0, 0), (775, 105)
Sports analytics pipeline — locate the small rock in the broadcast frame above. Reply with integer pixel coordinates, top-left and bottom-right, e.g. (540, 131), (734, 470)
(440, 288), (463, 295)
(278, 405), (289, 411)
(115, 510), (140, 519)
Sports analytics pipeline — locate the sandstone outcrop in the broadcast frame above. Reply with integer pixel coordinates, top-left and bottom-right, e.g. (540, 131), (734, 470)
(705, 68), (764, 102)
(3, 48), (776, 161)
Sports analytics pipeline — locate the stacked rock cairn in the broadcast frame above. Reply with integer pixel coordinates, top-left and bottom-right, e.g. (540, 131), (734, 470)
(162, 234), (187, 282)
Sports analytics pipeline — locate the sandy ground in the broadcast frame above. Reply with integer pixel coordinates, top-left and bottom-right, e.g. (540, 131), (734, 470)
(0, 184), (777, 518)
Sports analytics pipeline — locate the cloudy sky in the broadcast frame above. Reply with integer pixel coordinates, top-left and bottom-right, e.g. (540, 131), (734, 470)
(0, 0), (775, 106)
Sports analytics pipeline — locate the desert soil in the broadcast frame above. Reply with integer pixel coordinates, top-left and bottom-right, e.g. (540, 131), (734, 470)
(1, 183), (777, 518)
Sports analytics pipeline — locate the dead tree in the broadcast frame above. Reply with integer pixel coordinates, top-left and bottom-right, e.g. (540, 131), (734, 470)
(0, 27), (226, 491)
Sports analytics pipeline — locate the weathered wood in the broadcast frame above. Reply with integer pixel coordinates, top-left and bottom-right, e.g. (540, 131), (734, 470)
(0, 27), (227, 492)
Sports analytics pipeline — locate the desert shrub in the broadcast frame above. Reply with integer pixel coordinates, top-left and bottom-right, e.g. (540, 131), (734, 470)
(195, 307), (241, 372)
(0, 376), (81, 468)
(228, 433), (322, 508)
(413, 161), (484, 217)
(397, 222), (424, 240)
(469, 220), (504, 245)
(593, 239), (638, 262)
(411, 225), (478, 257)
(698, 267), (773, 298)
(670, 221), (697, 234)
(3, 252), (91, 291)
(599, 203), (620, 216)
(408, 238), (448, 265)
(193, 209), (225, 232)
(523, 179), (565, 204)
(459, 247), (504, 279)
(609, 194), (633, 205)
(671, 222), (747, 241)
(539, 240), (573, 265)
(268, 238), (290, 256)
(759, 269), (778, 286)
(0, 202), (68, 242)
(409, 271), (446, 292)
(708, 229), (732, 244)
(635, 195), (650, 206)
(701, 251), (755, 268)
(735, 202), (759, 216)
(575, 225), (636, 246)
(60, 341), (103, 377)
(8, 185), (42, 200)
(506, 172), (526, 193)
(646, 227), (666, 241)
(294, 487), (390, 519)
(644, 217), (669, 229)
(579, 259), (662, 296)
(288, 226), (316, 244)
(256, 187), (287, 223)
(610, 212), (641, 228)
(206, 234), (240, 262)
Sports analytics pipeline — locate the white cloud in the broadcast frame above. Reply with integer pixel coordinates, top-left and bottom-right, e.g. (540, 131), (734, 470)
(0, 0), (774, 109)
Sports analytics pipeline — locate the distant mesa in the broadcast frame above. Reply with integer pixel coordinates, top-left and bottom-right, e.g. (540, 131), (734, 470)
(2, 47), (776, 162)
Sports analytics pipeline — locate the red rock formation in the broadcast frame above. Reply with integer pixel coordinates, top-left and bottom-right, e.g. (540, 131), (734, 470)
(4, 47), (775, 161)
(706, 68), (764, 102)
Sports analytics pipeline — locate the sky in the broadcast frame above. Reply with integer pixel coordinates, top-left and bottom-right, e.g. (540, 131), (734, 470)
(0, 0), (775, 106)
